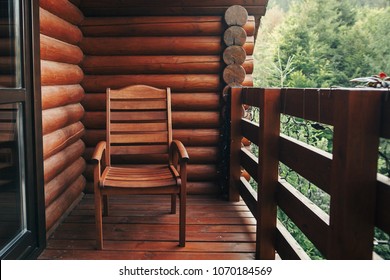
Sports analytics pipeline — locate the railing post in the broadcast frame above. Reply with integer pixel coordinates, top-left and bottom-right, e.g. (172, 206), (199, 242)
(327, 89), (382, 259)
(256, 88), (281, 259)
(229, 87), (243, 201)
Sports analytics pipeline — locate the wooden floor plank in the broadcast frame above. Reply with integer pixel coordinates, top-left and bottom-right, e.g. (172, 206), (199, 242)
(39, 194), (256, 260)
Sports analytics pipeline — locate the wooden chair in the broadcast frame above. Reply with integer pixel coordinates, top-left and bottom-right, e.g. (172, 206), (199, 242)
(91, 85), (189, 249)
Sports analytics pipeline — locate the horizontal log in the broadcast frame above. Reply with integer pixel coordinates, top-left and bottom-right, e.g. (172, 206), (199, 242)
(81, 55), (222, 74)
(243, 56), (254, 74)
(69, 0), (81, 6)
(40, 0), (84, 25)
(41, 84), (85, 110)
(80, 16), (255, 37)
(41, 60), (84, 86)
(79, 5), (266, 18)
(83, 146), (218, 164)
(188, 164), (218, 181)
(172, 93), (221, 111)
(43, 121), (85, 159)
(43, 139), (85, 183)
(45, 175), (85, 231)
(45, 157), (86, 207)
(243, 36), (254, 55)
(39, 8), (82, 45)
(81, 16), (223, 37)
(82, 129), (220, 147)
(77, 0), (265, 8)
(82, 92), (220, 111)
(80, 37), (223, 55)
(42, 103), (84, 135)
(82, 111), (220, 129)
(225, 5), (248, 27)
(242, 74), (254, 86)
(84, 181), (220, 195)
(172, 111), (220, 128)
(40, 34), (83, 65)
(81, 74), (221, 93)
(174, 129), (220, 146)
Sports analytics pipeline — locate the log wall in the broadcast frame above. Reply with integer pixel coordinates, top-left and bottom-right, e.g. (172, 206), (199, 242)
(39, 0), (86, 232)
(79, 14), (255, 195)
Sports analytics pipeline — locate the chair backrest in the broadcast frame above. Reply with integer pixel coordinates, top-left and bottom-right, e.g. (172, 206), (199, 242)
(106, 85), (172, 166)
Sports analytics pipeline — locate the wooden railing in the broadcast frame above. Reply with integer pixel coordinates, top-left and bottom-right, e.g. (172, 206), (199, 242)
(229, 87), (390, 260)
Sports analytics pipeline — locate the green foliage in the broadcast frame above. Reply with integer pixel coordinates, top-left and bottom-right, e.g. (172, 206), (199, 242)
(252, 0), (390, 259)
(256, 0), (390, 88)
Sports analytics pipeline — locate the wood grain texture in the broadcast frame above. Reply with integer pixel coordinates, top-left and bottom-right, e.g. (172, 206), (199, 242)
(40, 7), (82, 45)
(40, 0), (84, 25)
(39, 194), (257, 260)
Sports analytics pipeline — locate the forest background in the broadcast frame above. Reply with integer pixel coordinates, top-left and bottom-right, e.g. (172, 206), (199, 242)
(251, 0), (390, 259)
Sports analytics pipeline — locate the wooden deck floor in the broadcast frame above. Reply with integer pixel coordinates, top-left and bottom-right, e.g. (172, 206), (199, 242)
(38, 194), (256, 260)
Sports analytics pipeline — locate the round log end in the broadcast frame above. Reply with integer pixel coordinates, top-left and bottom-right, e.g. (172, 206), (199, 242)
(225, 5), (248, 27)
(223, 26), (247, 46)
(223, 64), (246, 84)
(223, 45), (246, 65)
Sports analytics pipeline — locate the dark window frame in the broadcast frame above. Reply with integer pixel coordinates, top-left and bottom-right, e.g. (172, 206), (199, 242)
(0, 0), (45, 259)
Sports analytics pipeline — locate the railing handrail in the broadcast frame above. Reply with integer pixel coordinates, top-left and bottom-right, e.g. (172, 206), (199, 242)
(229, 87), (390, 260)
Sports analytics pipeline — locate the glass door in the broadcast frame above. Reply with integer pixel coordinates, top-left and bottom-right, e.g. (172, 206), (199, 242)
(0, 0), (45, 259)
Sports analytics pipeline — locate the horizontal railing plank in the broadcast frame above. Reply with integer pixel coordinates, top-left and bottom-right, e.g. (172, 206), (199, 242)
(277, 179), (329, 256)
(280, 88), (334, 125)
(238, 177), (257, 219)
(241, 87), (261, 107)
(376, 174), (390, 235)
(380, 91), (390, 138)
(279, 134), (332, 194)
(240, 147), (258, 182)
(275, 220), (311, 260)
(241, 118), (259, 146)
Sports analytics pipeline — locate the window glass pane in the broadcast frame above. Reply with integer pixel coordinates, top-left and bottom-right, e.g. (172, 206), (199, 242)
(0, 103), (26, 254)
(0, 0), (21, 88)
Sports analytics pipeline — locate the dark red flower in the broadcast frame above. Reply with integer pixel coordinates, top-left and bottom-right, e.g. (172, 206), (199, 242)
(379, 72), (387, 79)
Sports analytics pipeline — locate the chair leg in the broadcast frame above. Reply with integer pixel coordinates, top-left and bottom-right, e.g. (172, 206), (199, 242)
(179, 191), (186, 247)
(171, 194), (176, 214)
(94, 190), (104, 250)
(103, 195), (109, 216)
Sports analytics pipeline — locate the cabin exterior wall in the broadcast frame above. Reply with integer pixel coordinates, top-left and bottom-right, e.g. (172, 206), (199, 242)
(38, 0), (261, 234)
(39, 0), (86, 233)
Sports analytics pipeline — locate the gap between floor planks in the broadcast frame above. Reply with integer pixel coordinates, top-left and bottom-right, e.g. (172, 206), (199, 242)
(39, 194), (256, 260)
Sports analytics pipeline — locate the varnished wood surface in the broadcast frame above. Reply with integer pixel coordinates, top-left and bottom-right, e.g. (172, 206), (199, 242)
(39, 194), (257, 260)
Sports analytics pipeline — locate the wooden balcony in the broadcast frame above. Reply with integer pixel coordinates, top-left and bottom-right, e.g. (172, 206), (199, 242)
(38, 87), (390, 260)
(38, 194), (257, 260)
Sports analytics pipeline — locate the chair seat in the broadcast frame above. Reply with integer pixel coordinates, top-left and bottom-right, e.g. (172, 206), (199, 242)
(100, 165), (178, 189)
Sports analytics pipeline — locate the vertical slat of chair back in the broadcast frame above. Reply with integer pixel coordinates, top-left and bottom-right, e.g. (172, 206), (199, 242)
(107, 85), (171, 166)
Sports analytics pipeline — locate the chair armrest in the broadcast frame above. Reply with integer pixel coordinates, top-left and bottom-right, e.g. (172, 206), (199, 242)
(169, 140), (189, 164)
(92, 141), (107, 163)
(169, 140), (189, 176)
(91, 141), (107, 188)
